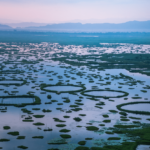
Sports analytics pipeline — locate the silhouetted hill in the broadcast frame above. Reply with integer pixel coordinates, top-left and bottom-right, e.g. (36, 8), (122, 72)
(21, 21), (150, 32)
(6, 22), (47, 28)
(1, 21), (150, 32)
(0, 24), (13, 30)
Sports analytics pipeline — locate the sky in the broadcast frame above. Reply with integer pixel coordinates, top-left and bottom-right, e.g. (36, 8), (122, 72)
(0, 0), (150, 24)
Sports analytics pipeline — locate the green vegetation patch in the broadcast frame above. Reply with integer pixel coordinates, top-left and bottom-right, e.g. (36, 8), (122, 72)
(119, 112), (127, 116)
(129, 116), (141, 120)
(71, 108), (82, 112)
(114, 125), (140, 128)
(3, 126), (10, 130)
(56, 124), (66, 127)
(141, 90), (147, 93)
(120, 118), (130, 121)
(117, 101), (150, 115)
(73, 117), (82, 122)
(133, 121), (141, 124)
(33, 122), (45, 126)
(75, 102), (84, 105)
(70, 105), (79, 107)
(7, 131), (19, 136)
(57, 103), (63, 105)
(99, 124), (105, 126)
(75, 146), (90, 150)
(105, 131), (114, 134)
(109, 110), (118, 113)
(103, 120), (111, 123)
(60, 134), (71, 138)
(48, 138), (67, 144)
(101, 125), (150, 150)
(102, 115), (109, 118)
(22, 120), (34, 122)
(32, 108), (40, 110)
(51, 100), (58, 102)
(59, 129), (70, 133)
(17, 136), (25, 139)
(0, 138), (10, 142)
(44, 128), (53, 131)
(63, 116), (70, 118)
(132, 97), (142, 99)
(32, 136), (44, 139)
(79, 114), (86, 116)
(91, 142), (137, 150)
(78, 141), (86, 145)
(33, 115), (45, 118)
(86, 126), (99, 131)
(85, 138), (93, 140)
(107, 137), (121, 140)
(17, 145), (28, 149)
(63, 99), (70, 103)
(42, 109), (52, 112)
(47, 95), (52, 99)
(53, 118), (66, 122)
(21, 108), (31, 114)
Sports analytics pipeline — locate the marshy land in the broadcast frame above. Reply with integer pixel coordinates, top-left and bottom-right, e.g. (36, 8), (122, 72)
(0, 41), (150, 150)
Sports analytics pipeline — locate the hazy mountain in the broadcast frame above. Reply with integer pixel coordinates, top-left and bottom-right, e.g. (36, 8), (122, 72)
(6, 22), (48, 28)
(0, 24), (13, 30)
(21, 21), (150, 32)
(0, 21), (150, 32)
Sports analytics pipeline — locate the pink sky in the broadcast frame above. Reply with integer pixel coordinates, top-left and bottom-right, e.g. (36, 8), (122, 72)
(0, 0), (150, 24)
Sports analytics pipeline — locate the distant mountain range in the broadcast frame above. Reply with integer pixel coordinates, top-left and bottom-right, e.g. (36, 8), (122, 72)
(6, 22), (48, 28)
(0, 21), (150, 32)
(0, 24), (13, 30)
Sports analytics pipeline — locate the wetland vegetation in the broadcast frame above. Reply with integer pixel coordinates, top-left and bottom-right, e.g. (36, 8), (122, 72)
(0, 40), (150, 150)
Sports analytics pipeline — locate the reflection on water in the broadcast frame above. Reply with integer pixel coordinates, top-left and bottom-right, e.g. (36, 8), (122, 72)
(0, 42), (150, 149)
(85, 91), (124, 97)
(122, 104), (150, 112)
(0, 81), (23, 84)
(136, 145), (150, 150)
(1, 98), (35, 104)
(44, 86), (82, 92)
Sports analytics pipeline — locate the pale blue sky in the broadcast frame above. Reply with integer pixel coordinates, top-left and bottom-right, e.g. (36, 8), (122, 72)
(0, 0), (149, 23)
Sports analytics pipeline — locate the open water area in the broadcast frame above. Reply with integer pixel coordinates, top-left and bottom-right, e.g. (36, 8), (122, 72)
(0, 42), (150, 150)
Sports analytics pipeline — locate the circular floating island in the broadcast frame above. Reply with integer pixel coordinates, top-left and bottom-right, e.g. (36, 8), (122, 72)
(81, 89), (128, 98)
(41, 84), (86, 93)
(117, 101), (150, 115)
(0, 95), (41, 107)
(0, 79), (27, 85)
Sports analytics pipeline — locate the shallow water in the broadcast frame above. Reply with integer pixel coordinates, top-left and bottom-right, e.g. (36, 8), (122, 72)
(122, 103), (150, 112)
(136, 145), (150, 150)
(84, 91), (125, 97)
(44, 86), (82, 92)
(1, 98), (35, 104)
(0, 81), (23, 84)
(0, 42), (150, 150)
